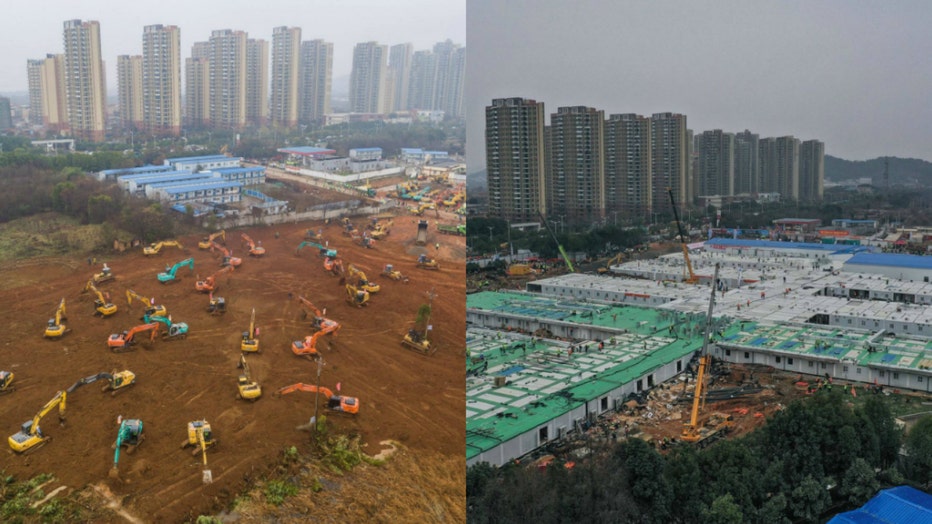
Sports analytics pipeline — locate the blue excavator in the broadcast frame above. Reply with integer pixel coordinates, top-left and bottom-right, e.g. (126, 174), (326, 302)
(110, 418), (144, 478)
(157, 257), (194, 284)
(296, 240), (337, 259)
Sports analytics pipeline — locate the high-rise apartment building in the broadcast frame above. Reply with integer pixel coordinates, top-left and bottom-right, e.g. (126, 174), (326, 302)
(246, 38), (269, 127)
(0, 97), (12, 130)
(63, 19), (107, 141)
(799, 140), (824, 202)
(432, 40), (465, 119)
(185, 43), (210, 128)
(142, 24), (181, 136)
(349, 41), (387, 114)
(117, 55), (143, 130)
(388, 43), (412, 112)
(26, 59), (45, 126)
(208, 30), (247, 129)
(406, 50), (434, 111)
(485, 98), (546, 223)
(733, 130), (760, 195)
(298, 39), (332, 124)
(696, 130), (735, 197)
(270, 26), (300, 128)
(547, 106), (605, 227)
(650, 112), (689, 212)
(759, 136), (800, 200)
(605, 114), (652, 221)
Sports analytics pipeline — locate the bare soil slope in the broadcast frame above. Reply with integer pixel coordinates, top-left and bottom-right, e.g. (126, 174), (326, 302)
(0, 214), (465, 522)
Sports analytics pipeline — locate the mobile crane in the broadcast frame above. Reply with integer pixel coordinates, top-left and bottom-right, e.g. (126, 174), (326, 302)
(198, 230), (225, 250)
(8, 390), (66, 453)
(681, 263), (732, 446)
(44, 298), (69, 339)
(669, 188), (699, 284)
(539, 212), (575, 273)
(85, 280), (118, 317)
(236, 354), (261, 401)
(158, 257), (194, 284)
(195, 264), (234, 293)
(211, 241), (241, 267)
(107, 322), (160, 352)
(66, 370), (136, 395)
(126, 289), (168, 319)
(241, 308), (259, 352)
(347, 264), (380, 293)
(110, 418), (144, 478)
(143, 240), (184, 256)
(277, 383), (360, 415)
(241, 233), (265, 256)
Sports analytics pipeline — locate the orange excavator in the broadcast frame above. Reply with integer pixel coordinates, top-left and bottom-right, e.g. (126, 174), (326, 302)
(107, 323), (160, 352)
(210, 241), (241, 267)
(324, 257), (344, 277)
(292, 296), (340, 358)
(241, 233), (265, 257)
(195, 265), (234, 293)
(277, 383), (359, 415)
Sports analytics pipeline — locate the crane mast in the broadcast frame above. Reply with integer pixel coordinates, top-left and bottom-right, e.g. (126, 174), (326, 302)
(668, 188), (698, 283)
(682, 263), (720, 443)
(538, 213), (575, 272)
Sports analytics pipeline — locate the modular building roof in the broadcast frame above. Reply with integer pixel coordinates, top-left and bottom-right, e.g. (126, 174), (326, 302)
(161, 180), (242, 194)
(119, 172), (203, 185)
(706, 237), (867, 254)
(101, 165), (173, 177)
(845, 252), (932, 270)
(828, 486), (932, 524)
(165, 155), (235, 164)
(212, 166), (265, 174)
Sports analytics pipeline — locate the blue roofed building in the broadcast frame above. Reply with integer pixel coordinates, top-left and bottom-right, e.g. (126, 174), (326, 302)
(828, 486), (932, 524)
(164, 155), (242, 171)
(843, 252), (932, 282)
(155, 180), (243, 205)
(211, 166), (266, 186)
(98, 164), (174, 182)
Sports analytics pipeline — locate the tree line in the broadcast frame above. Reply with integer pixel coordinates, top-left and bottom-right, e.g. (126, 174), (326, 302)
(467, 393), (932, 523)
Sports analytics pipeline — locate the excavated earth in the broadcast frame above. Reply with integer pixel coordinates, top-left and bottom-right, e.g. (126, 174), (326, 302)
(0, 211), (465, 522)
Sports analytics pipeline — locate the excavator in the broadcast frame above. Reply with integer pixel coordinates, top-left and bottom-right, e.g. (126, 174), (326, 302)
(107, 322), (160, 352)
(142, 314), (189, 340)
(236, 354), (261, 401)
(681, 263), (733, 446)
(181, 420), (218, 455)
(344, 282), (370, 307)
(347, 264), (380, 293)
(198, 230), (226, 250)
(0, 371), (14, 395)
(324, 256), (344, 277)
(369, 219), (393, 240)
(412, 202), (436, 216)
(241, 308), (259, 352)
(669, 188), (699, 284)
(381, 264), (409, 283)
(126, 289), (168, 319)
(207, 292), (226, 315)
(296, 240), (337, 259)
(305, 228), (324, 241)
(211, 241), (241, 267)
(278, 383), (360, 415)
(402, 298), (434, 355)
(416, 253), (440, 270)
(352, 231), (375, 249)
(241, 233), (265, 257)
(8, 390), (66, 453)
(596, 253), (626, 275)
(292, 297), (340, 357)
(84, 280), (118, 317)
(66, 370), (136, 395)
(92, 263), (115, 285)
(110, 418), (144, 478)
(143, 240), (184, 256)
(158, 257), (194, 284)
(195, 264), (234, 293)
(44, 298), (70, 339)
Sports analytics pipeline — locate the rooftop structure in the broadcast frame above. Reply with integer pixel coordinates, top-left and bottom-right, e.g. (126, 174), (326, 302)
(828, 486), (932, 524)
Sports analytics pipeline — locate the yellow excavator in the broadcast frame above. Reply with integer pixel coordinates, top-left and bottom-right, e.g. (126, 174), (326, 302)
(182, 420), (218, 455)
(44, 298), (69, 339)
(126, 289), (168, 319)
(198, 230), (225, 250)
(278, 383), (360, 415)
(85, 280), (118, 317)
(412, 202), (436, 216)
(347, 264), (380, 293)
(344, 282), (370, 307)
(681, 263), (733, 446)
(0, 371), (15, 395)
(9, 390), (66, 453)
(67, 370), (136, 396)
(596, 253), (626, 275)
(241, 308), (259, 353)
(236, 354), (261, 401)
(143, 240), (184, 256)
(92, 263), (114, 285)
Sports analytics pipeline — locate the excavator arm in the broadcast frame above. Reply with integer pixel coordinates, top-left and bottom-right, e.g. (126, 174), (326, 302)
(277, 383), (359, 414)
(67, 373), (113, 393)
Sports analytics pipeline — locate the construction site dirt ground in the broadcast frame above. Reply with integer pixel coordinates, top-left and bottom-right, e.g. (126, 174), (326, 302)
(0, 211), (465, 521)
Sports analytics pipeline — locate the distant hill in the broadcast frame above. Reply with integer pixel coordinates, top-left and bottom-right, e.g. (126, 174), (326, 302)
(826, 155), (932, 186)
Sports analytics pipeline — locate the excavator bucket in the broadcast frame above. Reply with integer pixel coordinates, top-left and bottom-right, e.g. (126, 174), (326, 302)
(202, 469), (212, 484)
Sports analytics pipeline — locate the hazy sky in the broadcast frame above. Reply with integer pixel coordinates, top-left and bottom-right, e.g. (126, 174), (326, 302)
(466, 0), (932, 170)
(1, 0), (464, 93)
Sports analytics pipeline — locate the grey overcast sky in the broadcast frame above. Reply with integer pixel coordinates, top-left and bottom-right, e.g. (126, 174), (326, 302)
(0, 0), (464, 93)
(466, 0), (932, 171)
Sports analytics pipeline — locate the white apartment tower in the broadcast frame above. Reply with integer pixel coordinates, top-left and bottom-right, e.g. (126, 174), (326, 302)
(117, 55), (143, 130)
(270, 26), (301, 128)
(185, 41), (210, 128)
(63, 19), (107, 141)
(246, 38), (269, 127)
(208, 30), (247, 129)
(299, 39), (333, 124)
(142, 24), (182, 136)
(349, 41), (387, 114)
(388, 43), (413, 112)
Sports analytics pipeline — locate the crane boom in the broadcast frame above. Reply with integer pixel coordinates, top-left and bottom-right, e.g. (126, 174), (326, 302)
(682, 263), (720, 443)
(538, 213), (575, 272)
(668, 188), (698, 283)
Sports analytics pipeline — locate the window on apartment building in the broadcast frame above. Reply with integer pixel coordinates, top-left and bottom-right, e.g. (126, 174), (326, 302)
(847, 319), (852, 324)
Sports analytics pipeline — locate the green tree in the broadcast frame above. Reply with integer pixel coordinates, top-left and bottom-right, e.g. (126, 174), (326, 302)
(701, 493), (744, 524)
(840, 458), (880, 506)
(903, 415), (932, 486)
(789, 475), (831, 522)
